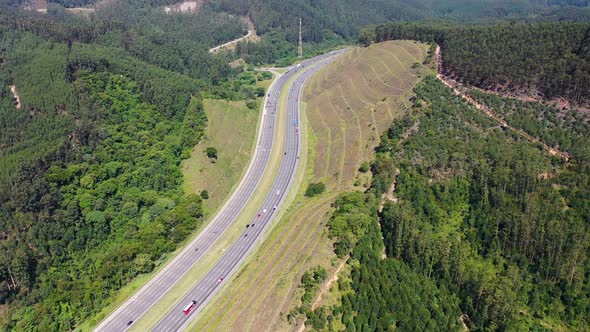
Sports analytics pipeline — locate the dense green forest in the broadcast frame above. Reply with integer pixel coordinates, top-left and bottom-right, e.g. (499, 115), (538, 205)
(315, 192), (463, 331)
(214, 0), (590, 42)
(314, 75), (589, 330)
(1, 0), (590, 330)
(0, 2), (272, 329)
(362, 21), (590, 104)
(2, 1), (245, 81)
(213, 0), (590, 65)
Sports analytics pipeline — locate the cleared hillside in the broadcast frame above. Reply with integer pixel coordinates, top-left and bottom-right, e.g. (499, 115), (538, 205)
(305, 40), (429, 190)
(190, 40), (431, 331)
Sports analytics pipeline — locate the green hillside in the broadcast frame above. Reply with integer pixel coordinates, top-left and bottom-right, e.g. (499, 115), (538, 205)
(0, 0), (589, 330)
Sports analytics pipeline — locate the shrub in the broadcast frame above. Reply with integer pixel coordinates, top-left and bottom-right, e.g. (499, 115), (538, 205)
(305, 182), (325, 197)
(358, 161), (370, 173)
(205, 147), (217, 159)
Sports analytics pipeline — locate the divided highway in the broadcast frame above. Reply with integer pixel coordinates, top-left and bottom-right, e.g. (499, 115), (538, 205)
(95, 49), (346, 332)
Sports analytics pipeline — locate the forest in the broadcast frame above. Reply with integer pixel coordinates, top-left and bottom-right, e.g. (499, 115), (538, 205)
(0, 0), (589, 330)
(313, 75), (589, 330)
(0, 1), (270, 329)
(223, 0), (590, 65)
(363, 21), (590, 104)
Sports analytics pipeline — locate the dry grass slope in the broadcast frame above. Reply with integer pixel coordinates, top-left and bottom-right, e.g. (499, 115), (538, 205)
(191, 40), (430, 332)
(182, 99), (260, 214)
(305, 40), (429, 190)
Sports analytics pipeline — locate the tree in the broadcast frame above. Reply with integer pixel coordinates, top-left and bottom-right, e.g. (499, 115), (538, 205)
(305, 182), (326, 197)
(200, 190), (209, 200)
(205, 147), (218, 159)
(357, 28), (376, 47)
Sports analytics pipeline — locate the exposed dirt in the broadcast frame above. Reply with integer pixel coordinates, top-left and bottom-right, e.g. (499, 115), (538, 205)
(312, 259), (347, 311)
(209, 16), (260, 54)
(296, 259), (347, 332)
(460, 314), (470, 331)
(23, 0), (47, 13)
(379, 169), (399, 212)
(163, 0), (204, 14)
(9, 85), (21, 109)
(65, 7), (95, 16)
(63, 0), (118, 16)
(436, 46), (570, 162)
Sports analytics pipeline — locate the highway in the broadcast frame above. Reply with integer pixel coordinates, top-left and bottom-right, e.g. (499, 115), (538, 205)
(94, 49), (346, 332)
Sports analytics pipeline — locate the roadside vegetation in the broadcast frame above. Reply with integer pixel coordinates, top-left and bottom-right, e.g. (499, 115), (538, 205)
(182, 95), (265, 214)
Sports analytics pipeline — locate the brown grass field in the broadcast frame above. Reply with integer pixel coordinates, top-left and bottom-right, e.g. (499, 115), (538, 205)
(190, 40), (431, 331)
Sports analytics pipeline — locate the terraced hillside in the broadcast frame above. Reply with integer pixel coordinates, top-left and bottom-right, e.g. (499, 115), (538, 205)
(190, 40), (431, 332)
(305, 40), (429, 189)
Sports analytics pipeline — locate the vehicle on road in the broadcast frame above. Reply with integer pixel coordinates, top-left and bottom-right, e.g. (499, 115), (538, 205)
(263, 208), (267, 214)
(182, 300), (197, 315)
(276, 190), (280, 196)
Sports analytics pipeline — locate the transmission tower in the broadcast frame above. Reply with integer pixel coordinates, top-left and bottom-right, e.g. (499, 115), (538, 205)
(298, 18), (303, 58)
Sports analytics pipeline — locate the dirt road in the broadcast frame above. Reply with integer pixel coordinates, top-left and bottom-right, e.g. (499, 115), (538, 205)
(209, 17), (259, 54)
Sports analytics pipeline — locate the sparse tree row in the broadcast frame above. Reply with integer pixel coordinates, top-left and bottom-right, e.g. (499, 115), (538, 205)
(362, 21), (590, 104)
(317, 75), (588, 330)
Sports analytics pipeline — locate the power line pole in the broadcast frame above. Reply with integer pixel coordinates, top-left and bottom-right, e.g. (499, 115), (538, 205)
(298, 18), (303, 59)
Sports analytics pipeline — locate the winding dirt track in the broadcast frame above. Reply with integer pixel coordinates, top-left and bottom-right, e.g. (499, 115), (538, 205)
(209, 18), (258, 54)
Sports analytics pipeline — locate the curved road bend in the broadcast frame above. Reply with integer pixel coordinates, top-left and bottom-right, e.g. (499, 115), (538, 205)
(94, 49), (347, 332)
(154, 50), (346, 331)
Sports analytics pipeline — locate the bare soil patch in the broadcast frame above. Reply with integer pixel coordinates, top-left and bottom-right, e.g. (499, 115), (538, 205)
(65, 7), (95, 16)
(23, 0), (47, 13)
(9, 85), (21, 109)
(163, 0), (204, 14)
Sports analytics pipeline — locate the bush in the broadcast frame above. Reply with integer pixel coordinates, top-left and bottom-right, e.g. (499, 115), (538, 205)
(358, 161), (370, 173)
(200, 190), (209, 199)
(246, 100), (257, 110)
(305, 182), (325, 197)
(205, 147), (217, 159)
(255, 86), (265, 97)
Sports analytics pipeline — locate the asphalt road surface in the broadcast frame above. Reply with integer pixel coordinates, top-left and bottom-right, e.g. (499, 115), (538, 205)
(95, 49), (346, 332)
